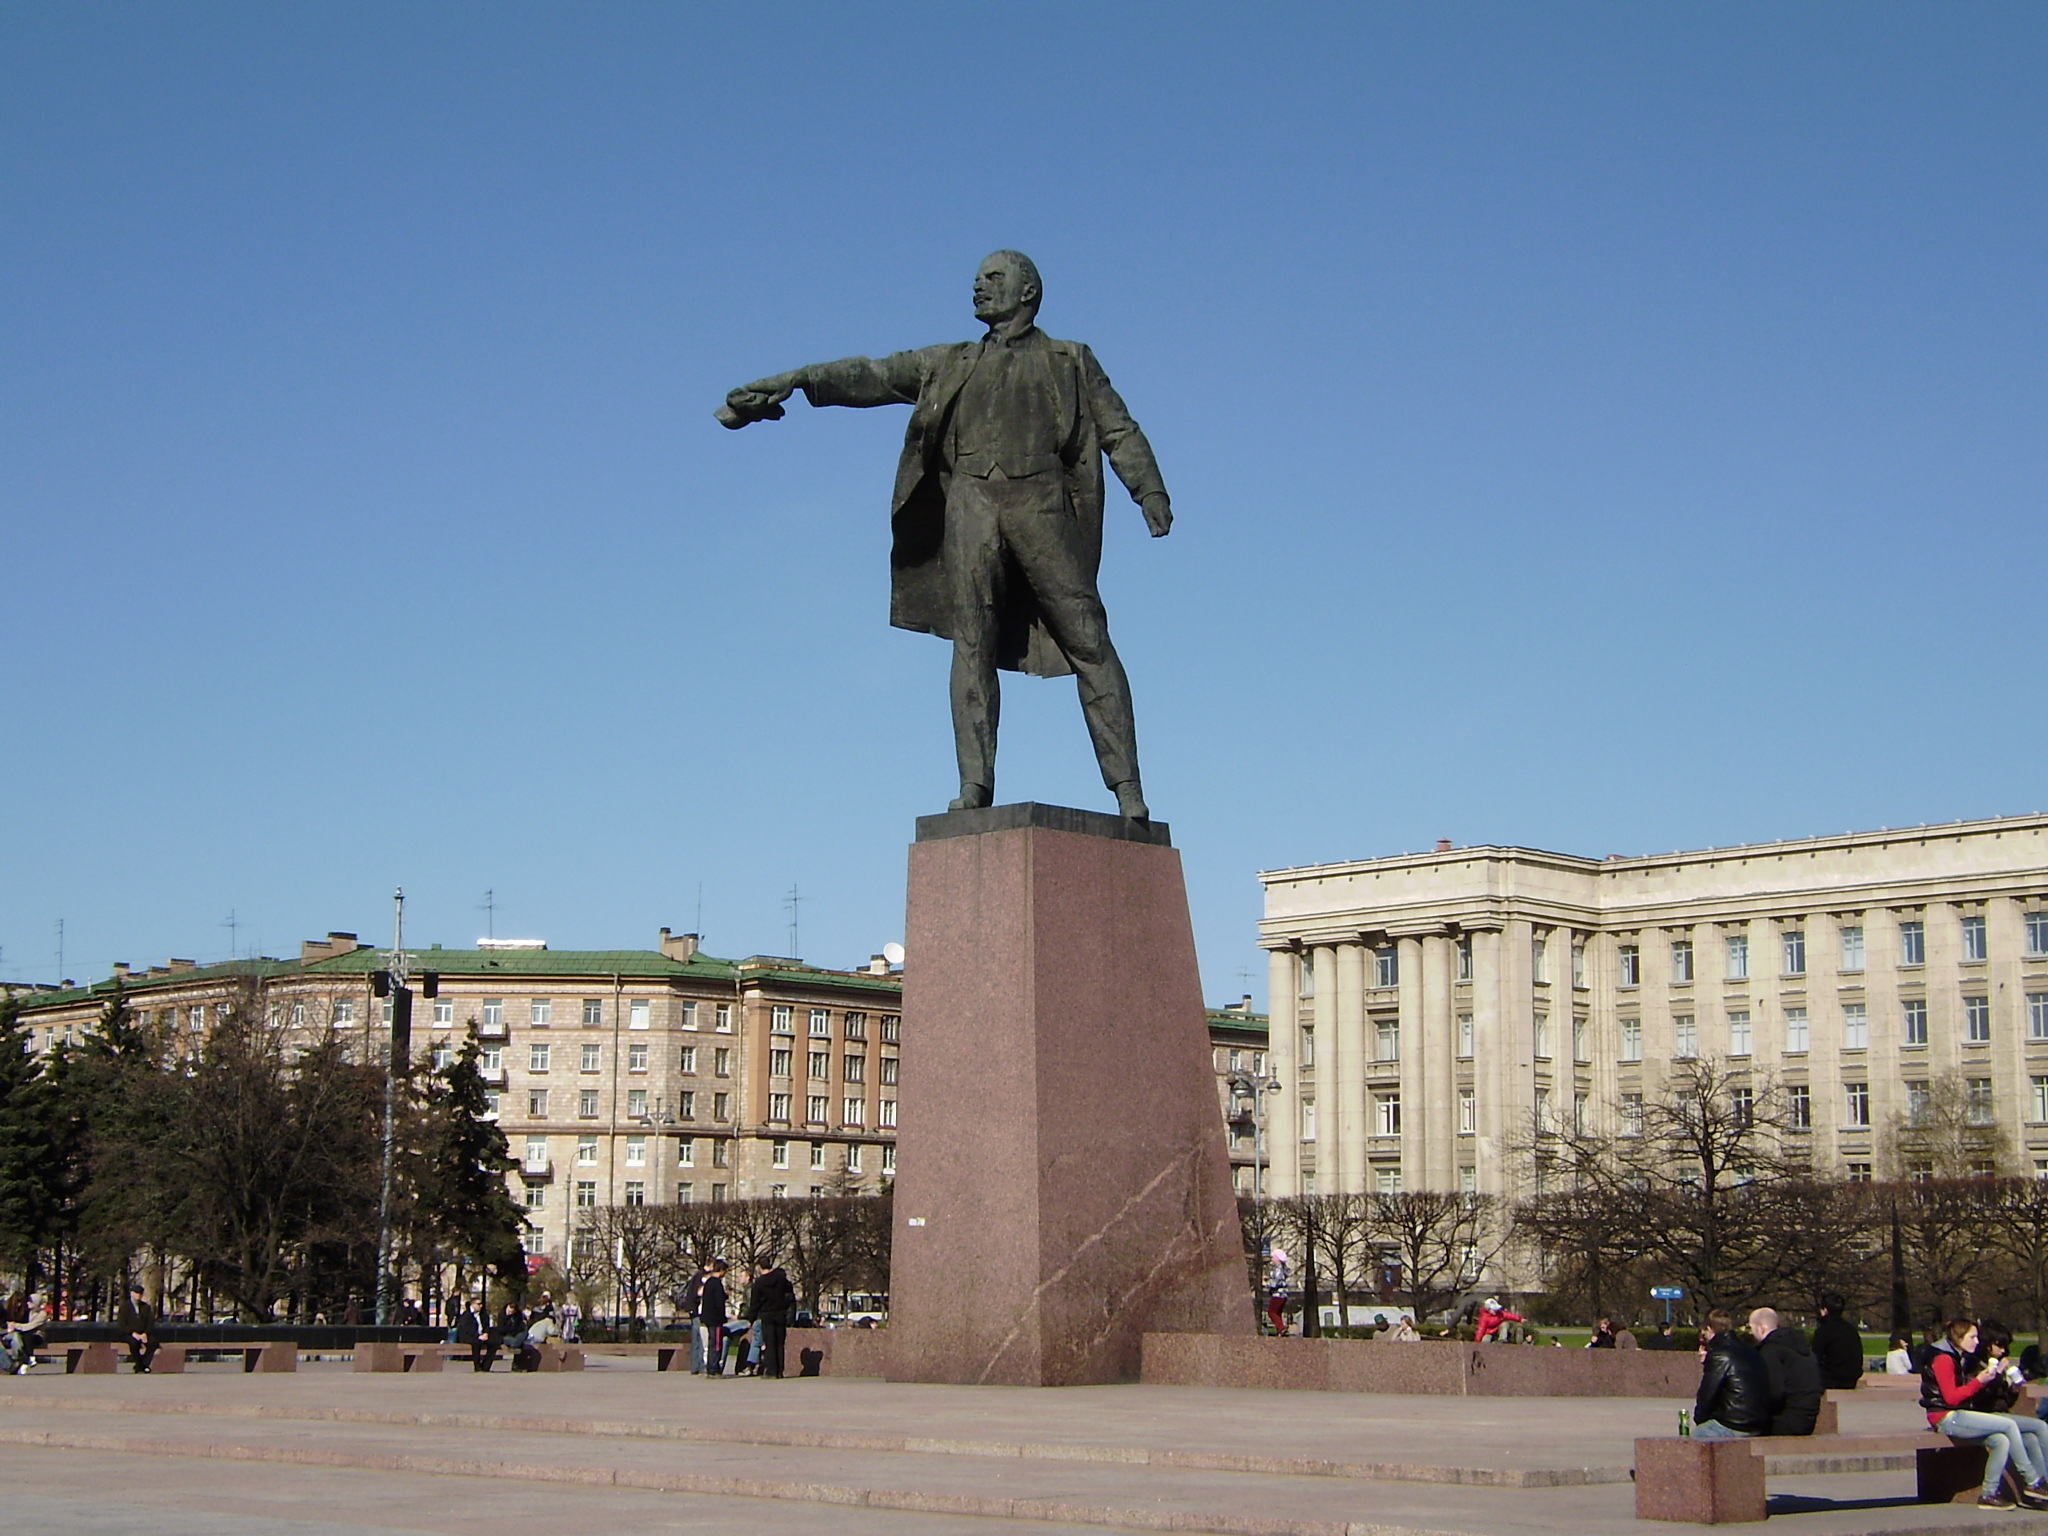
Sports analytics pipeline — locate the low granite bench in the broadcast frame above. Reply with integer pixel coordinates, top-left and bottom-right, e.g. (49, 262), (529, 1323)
(241, 1341), (296, 1372)
(1636, 1430), (1986, 1523)
(353, 1342), (444, 1373)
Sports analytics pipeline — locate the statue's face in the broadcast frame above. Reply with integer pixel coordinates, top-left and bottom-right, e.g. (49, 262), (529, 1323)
(973, 254), (1035, 324)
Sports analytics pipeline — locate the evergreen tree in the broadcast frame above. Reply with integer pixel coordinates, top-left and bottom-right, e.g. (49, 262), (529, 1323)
(0, 995), (61, 1282)
(411, 1039), (528, 1294)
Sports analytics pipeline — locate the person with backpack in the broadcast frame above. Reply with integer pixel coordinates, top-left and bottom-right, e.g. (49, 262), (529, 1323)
(1921, 1317), (2047, 1509)
(694, 1260), (729, 1377)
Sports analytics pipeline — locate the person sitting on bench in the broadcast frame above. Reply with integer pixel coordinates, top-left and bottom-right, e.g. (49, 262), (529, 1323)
(1690, 1309), (1773, 1438)
(1921, 1316), (2048, 1509)
(115, 1282), (159, 1374)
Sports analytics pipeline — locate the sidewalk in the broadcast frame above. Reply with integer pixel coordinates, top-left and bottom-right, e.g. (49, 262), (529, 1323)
(0, 1365), (2034, 1536)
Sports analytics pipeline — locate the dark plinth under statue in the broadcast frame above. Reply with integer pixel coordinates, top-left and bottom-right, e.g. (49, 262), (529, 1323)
(886, 803), (1251, 1386)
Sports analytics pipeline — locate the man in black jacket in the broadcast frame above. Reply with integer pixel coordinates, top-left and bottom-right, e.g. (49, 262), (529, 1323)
(115, 1283), (158, 1374)
(1810, 1293), (1865, 1390)
(695, 1260), (729, 1377)
(1694, 1309), (1775, 1437)
(1750, 1307), (1825, 1435)
(748, 1266), (798, 1380)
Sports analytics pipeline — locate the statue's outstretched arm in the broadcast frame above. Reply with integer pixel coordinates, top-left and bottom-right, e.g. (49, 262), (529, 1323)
(717, 349), (932, 429)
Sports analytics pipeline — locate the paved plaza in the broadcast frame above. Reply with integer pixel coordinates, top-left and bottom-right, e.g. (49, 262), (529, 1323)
(1, 1355), (2045, 1536)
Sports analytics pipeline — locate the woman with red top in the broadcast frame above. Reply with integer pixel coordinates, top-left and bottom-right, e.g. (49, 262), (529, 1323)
(1921, 1318), (2047, 1509)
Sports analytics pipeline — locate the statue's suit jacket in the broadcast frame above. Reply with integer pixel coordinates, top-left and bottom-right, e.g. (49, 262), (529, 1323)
(801, 332), (1167, 679)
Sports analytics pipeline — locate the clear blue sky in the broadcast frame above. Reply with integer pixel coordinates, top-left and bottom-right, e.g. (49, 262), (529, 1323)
(4, 3), (2043, 1002)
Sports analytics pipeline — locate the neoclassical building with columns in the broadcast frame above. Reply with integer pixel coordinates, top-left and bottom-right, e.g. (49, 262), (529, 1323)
(1259, 814), (2048, 1199)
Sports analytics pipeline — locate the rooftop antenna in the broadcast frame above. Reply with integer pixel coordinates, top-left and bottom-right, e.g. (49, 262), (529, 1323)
(482, 888), (496, 940)
(222, 909), (239, 960)
(695, 881), (704, 938)
(53, 920), (63, 984)
(785, 884), (802, 959)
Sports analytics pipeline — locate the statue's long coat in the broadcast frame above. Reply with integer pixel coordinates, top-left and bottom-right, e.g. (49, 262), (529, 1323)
(801, 333), (1168, 679)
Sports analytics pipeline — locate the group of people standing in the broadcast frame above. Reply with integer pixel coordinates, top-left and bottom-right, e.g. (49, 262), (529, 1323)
(677, 1258), (797, 1378)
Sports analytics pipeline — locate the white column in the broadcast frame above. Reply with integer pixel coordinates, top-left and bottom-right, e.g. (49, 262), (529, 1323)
(1334, 941), (1369, 1193)
(1267, 948), (1300, 1195)
(1311, 944), (1340, 1193)
(1416, 933), (1454, 1191)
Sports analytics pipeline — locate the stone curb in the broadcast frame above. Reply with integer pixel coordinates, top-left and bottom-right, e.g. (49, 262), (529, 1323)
(0, 1425), (1497, 1536)
(0, 1392), (1626, 1488)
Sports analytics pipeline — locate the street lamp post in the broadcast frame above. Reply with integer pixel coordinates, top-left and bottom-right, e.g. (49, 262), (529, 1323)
(1225, 1069), (1284, 1199)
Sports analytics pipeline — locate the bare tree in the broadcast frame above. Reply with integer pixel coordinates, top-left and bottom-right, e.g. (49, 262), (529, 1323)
(575, 1203), (685, 1335)
(1374, 1191), (1505, 1323)
(1886, 1072), (2011, 1181)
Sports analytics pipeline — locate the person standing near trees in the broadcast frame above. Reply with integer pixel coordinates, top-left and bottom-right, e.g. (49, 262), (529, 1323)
(1810, 1293), (1865, 1390)
(749, 1265), (796, 1379)
(694, 1260), (729, 1378)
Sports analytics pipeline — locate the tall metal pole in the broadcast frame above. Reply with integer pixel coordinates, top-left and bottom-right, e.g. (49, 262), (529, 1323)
(375, 888), (409, 1325)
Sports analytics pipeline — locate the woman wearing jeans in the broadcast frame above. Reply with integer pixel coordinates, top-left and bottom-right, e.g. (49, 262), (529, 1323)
(1922, 1318), (2048, 1509)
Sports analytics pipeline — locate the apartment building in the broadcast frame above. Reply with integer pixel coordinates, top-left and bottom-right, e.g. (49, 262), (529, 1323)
(1258, 815), (2048, 1198)
(1207, 1000), (1275, 1196)
(9, 929), (903, 1266)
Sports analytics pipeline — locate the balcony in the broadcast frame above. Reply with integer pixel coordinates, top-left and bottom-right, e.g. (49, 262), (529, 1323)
(521, 1158), (554, 1181)
(479, 1066), (507, 1087)
(476, 1019), (509, 1041)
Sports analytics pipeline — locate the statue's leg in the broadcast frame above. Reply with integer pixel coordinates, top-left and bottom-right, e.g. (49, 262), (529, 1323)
(997, 481), (1143, 811)
(943, 479), (1005, 808)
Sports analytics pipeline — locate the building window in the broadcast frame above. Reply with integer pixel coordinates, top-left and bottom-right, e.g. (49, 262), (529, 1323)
(527, 1089), (549, 1117)
(1621, 1092), (1643, 1136)
(1300, 1026), (1315, 1069)
(1844, 1081), (1870, 1127)
(2033, 1077), (2048, 1125)
(845, 1011), (867, 1040)
(576, 1136), (598, 1165)
(529, 998), (552, 1027)
(481, 1045), (504, 1074)
(525, 1136), (547, 1169)
(713, 1138), (729, 1166)
(878, 1099), (897, 1127)
(880, 1055), (898, 1085)
(578, 1090), (599, 1118)
(530, 1043), (551, 1072)
(1671, 941), (1694, 984)
(844, 1054), (865, 1083)
(623, 1181), (645, 1206)
(1457, 1089), (1476, 1135)
(581, 1043), (601, 1072)
(1725, 933), (1749, 980)
(481, 999), (504, 1027)
(1373, 946), (1398, 989)
(1376, 1167), (1402, 1194)
(771, 1005), (794, 1034)
(1534, 1087), (1551, 1134)
(808, 1141), (824, 1169)
(1787, 1083), (1810, 1129)
(1904, 998), (1929, 1046)
(432, 999), (453, 1026)
(880, 1014), (900, 1043)
(1531, 934), (1549, 984)
(771, 1048), (792, 1077)
(1572, 1018), (1588, 1063)
(716, 1004), (733, 1033)
(808, 1050), (829, 1078)
(772, 1139), (789, 1168)
(1834, 925), (1863, 973)
(807, 1094), (828, 1124)
(2028, 913), (2048, 958)
(1967, 1078), (1995, 1126)
(1962, 914), (1988, 962)
(523, 1182), (546, 1210)
(678, 1138), (695, 1167)
(1457, 1014), (1474, 1058)
(1728, 1011), (1752, 1057)
(1906, 1080), (1931, 1125)
(1571, 940), (1587, 988)
(1785, 1007), (1809, 1053)
(769, 1093), (791, 1122)
(1533, 1015), (1550, 1059)
(2029, 993), (2048, 1041)
(1899, 921), (1925, 967)
(1618, 945), (1639, 987)
(846, 1144), (863, 1174)
(1843, 1002), (1868, 1050)
(627, 1089), (648, 1118)
(676, 1182), (694, 1203)
(1782, 930), (1805, 976)
(678, 1090), (696, 1119)
(809, 1009), (832, 1037)
(1375, 1094), (1401, 1136)
(714, 1048), (731, 1076)
(680, 1046), (699, 1074)
(1673, 1016), (1697, 1059)
(843, 1097), (865, 1126)
(1457, 937), (1473, 981)
(1731, 1086), (1753, 1128)
(628, 1043), (648, 1072)
(882, 1145), (896, 1174)
(1375, 1019), (1399, 1062)
(624, 998), (647, 1030)
(1966, 995), (1991, 1044)
(1620, 1017), (1642, 1062)
(625, 1134), (646, 1165)
(575, 1181), (596, 1208)
(680, 1001), (698, 1030)
(1300, 1102), (1317, 1141)
(582, 998), (604, 1026)
(1846, 1161), (1872, 1183)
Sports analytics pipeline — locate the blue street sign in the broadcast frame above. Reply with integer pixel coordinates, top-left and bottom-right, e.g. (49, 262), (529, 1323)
(1650, 1286), (1684, 1299)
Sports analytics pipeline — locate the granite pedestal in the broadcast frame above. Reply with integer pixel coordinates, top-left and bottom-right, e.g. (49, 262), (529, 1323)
(887, 803), (1252, 1386)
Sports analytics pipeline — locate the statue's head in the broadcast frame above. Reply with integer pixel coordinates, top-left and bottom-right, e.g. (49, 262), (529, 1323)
(973, 250), (1041, 327)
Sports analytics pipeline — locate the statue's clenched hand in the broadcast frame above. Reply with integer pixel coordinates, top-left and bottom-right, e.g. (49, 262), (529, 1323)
(1140, 492), (1173, 538)
(716, 371), (805, 429)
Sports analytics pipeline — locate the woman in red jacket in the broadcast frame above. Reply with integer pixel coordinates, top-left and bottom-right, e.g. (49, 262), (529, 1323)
(1922, 1318), (2048, 1509)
